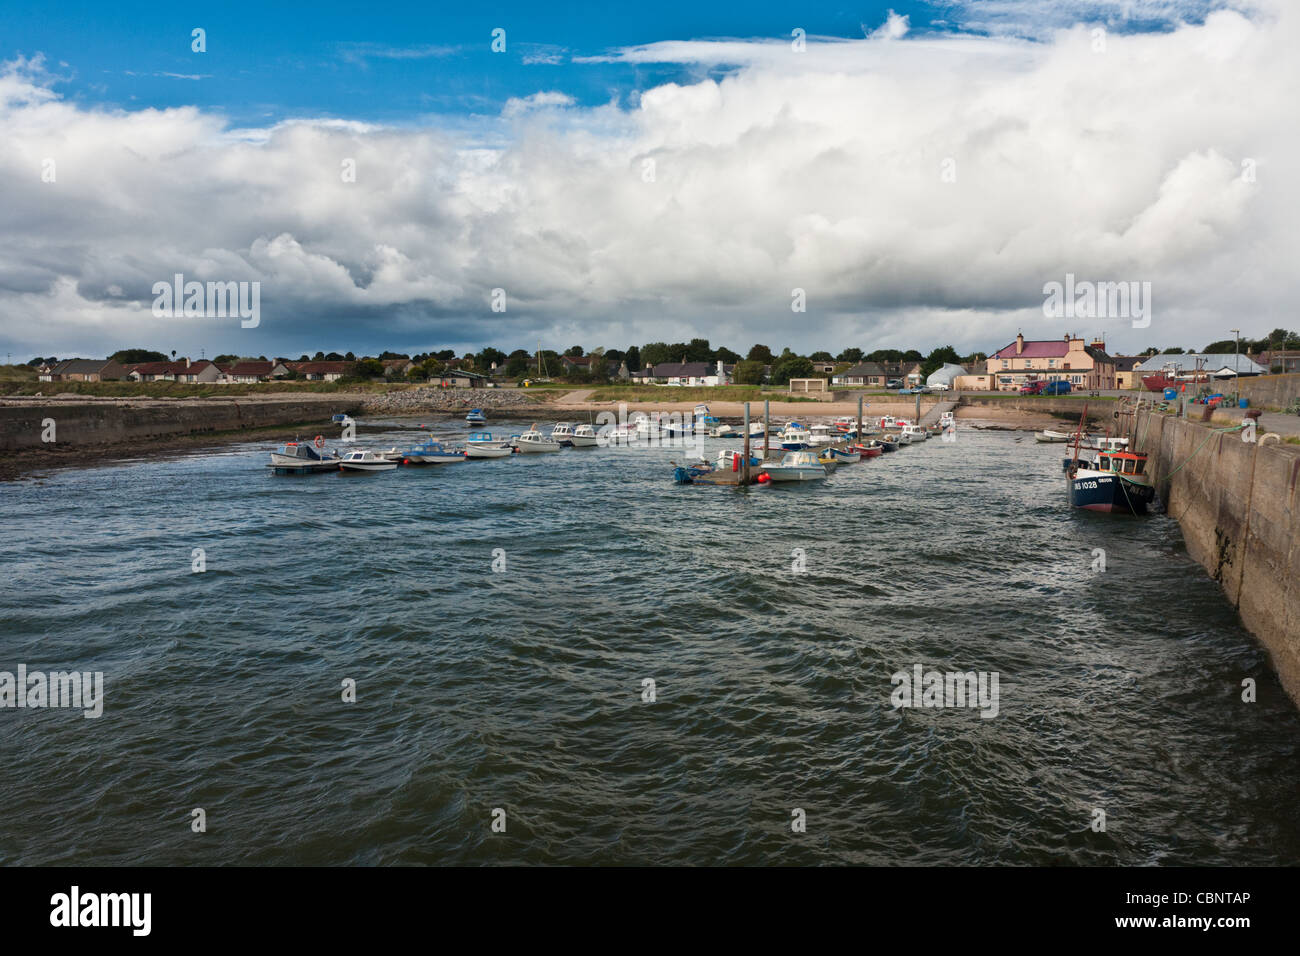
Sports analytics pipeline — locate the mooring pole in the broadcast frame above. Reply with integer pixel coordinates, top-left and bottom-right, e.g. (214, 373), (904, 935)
(857, 394), (863, 442)
(743, 402), (751, 484)
(915, 390), (921, 424)
(763, 399), (770, 460)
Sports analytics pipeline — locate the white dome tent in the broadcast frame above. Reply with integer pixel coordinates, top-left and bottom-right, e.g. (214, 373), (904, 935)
(926, 363), (968, 388)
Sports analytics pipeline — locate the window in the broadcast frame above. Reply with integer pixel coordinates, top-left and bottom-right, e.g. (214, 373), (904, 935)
(1048, 359), (1056, 368)
(1002, 360), (1009, 368)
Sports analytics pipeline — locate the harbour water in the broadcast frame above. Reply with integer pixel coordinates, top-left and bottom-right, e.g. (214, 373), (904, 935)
(2, 419), (1298, 865)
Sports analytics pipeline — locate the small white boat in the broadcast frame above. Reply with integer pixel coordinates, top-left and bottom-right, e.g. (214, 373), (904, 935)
(816, 449), (839, 470)
(748, 420), (768, 438)
(809, 424), (835, 445)
(570, 424), (601, 447)
(465, 443), (513, 459)
(1035, 429), (1077, 443)
(404, 439), (465, 464)
(268, 440), (342, 474)
(939, 411), (955, 429)
(339, 450), (398, 472)
(761, 450), (827, 482)
(630, 412), (661, 439)
(465, 408), (487, 425)
(605, 422), (639, 443)
(551, 422), (577, 446)
(889, 431), (912, 446)
(514, 425), (563, 453)
(709, 422), (741, 438)
(778, 423), (813, 450)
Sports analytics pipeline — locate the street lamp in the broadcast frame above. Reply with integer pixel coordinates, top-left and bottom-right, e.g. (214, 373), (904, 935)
(1230, 329), (1240, 407)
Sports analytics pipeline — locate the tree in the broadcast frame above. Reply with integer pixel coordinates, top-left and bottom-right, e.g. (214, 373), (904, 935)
(505, 352), (530, 378)
(920, 345), (962, 381)
(325, 352), (345, 361)
(564, 345), (585, 357)
(771, 356), (815, 386)
(640, 342), (671, 368)
(714, 346), (741, 364)
(407, 366), (427, 381)
(746, 344), (773, 364)
(378, 351), (410, 360)
(299, 355), (310, 362)
(111, 348), (167, 365)
(478, 347), (506, 370)
(1164, 347), (1186, 355)
(589, 353), (609, 382)
(836, 347), (863, 363)
(809, 350), (833, 362)
(1202, 340), (1236, 354)
(625, 345), (641, 372)
(344, 351), (356, 362)
(313, 351), (326, 361)
(733, 360), (766, 385)
(213, 354), (239, 364)
(354, 358), (383, 378)
(866, 349), (903, 363)
(686, 338), (713, 362)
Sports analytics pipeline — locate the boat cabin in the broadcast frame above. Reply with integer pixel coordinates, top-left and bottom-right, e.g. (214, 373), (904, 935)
(1096, 451), (1147, 476)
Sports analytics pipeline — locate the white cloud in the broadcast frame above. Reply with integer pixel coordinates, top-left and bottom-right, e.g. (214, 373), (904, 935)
(0, 4), (1296, 360)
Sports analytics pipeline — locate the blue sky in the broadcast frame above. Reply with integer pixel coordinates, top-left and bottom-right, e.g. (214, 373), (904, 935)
(2, 0), (1287, 362)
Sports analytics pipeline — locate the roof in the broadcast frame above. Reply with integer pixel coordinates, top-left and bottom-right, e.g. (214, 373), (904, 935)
(1134, 352), (1269, 375)
(53, 358), (119, 374)
(1113, 356), (1142, 372)
(992, 339), (1069, 359)
(292, 361), (352, 374)
(130, 360), (216, 375)
(843, 362), (887, 377)
(926, 363), (968, 385)
(649, 361), (714, 377)
(224, 361), (274, 376)
(562, 355), (591, 365)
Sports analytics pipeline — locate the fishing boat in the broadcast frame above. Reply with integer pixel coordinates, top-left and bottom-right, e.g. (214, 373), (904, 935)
(1035, 429), (1083, 443)
(778, 423), (813, 450)
(816, 449), (839, 470)
(709, 422), (742, 438)
(339, 450), (398, 472)
(827, 447), (862, 463)
(606, 422), (639, 443)
(939, 411), (955, 430)
(889, 431), (912, 446)
(747, 420), (768, 438)
(569, 424), (601, 447)
(630, 412), (662, 439)
(465, 431), (515, 459)
(809, 424), (835, 446)
(1079, 436), (1129, 452)
(1067, 448), (1155, 513)
(403, 438), (465, 465)
(465, 408), (487, 425)
(876, 438), (898, 452)
(715, 449), (762, 472)
(550, 422), (577, 446)
(514, 425), (563, 453)
(848, 442), (882, 459)
(900, 424), (928, 442)
(268, 439), (343, 474)
(833, 417), (856, 434)
(761, 450), (827, 482)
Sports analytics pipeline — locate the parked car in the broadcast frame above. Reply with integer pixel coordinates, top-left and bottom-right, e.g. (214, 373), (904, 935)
(886, 380), (902, 389)
(1042, 381), (1072, 395)
(929, 383), (950, 392)
(1019, 380), (1047, 395)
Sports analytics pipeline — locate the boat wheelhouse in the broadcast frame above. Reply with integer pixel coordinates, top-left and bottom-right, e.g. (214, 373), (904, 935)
(1067, 449), (1155, 514)
(268, 440), (342, 474)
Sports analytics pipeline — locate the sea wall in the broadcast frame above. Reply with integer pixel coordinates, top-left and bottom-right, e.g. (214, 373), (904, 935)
(1124, 407), (1300, 705)
(958, 395), (1113, 421)
(0, 396), (364, 451)
(1236, 373), (1300, 409)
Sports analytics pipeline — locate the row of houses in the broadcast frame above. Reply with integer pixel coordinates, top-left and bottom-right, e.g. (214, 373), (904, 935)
(39, 358), (355, 384)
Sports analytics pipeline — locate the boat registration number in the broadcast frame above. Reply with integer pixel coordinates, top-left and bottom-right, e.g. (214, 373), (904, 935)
(1075, 480), (1099, 490)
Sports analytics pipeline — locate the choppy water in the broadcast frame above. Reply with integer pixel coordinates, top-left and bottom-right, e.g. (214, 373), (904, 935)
(2, 418), (1298, 865)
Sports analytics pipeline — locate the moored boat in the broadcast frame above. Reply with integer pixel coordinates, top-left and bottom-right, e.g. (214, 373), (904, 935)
(778, 422), (813, 450)
(827, 447), (861, 463)
(570, 424), (601, 447)
(268, 439), (342, 474)
(514, 425), (563, 453)
(900, 424), (928, 442)
(761, 450), (827, 482)
(466, 431), (515, 458)
(339, 450), (398, 472)
(403, 439), (465, 464)
(550, 422), (577, 446)
(816, 449), (839, 470)
(1067, 449), (1155, 513)
(465, 408), (487, 425)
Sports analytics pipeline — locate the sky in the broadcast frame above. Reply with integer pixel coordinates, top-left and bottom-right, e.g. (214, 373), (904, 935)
(0, 0), (1295, 362)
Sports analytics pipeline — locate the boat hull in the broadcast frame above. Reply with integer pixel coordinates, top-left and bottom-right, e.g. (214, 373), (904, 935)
(466, 445), (513, 458)
(761, 465), (826, 481)
(515, 440), (562, 453)
(1067, 471), (1155, 514)
(340, 462), (396, 472)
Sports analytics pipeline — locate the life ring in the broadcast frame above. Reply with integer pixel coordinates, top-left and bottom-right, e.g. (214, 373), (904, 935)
(314, 435), (324, 448)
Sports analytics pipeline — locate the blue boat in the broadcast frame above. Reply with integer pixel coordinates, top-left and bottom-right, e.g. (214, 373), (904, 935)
(465, 408), (487, 425)
(402, 438), (465, 465)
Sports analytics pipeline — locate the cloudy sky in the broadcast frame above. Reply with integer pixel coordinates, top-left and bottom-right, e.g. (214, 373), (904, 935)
(0, 0), (1294, 361)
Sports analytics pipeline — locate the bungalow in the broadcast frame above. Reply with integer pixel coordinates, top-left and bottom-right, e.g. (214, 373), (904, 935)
(290, 361), (352, 382)
(635, 360), (733, 386)
(128, 359), (223, 383)
(219, 360), (291, 384)
(45, 358), (127, 382)
(989, 333), (1116, 391)
(438, 368), (491, 388)
(835, 362), (889, 387)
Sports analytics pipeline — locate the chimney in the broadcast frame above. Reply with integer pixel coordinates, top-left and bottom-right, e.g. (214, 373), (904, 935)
(185, 356), (191, 368)
(1015, 333), (1024, 355)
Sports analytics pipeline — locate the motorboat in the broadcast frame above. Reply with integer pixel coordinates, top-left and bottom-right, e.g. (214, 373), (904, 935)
(833, 417), (856, 434)
(809, 424), (835, 445)
(605, 422), (639, 443)
(747, 420), (768, 438)
(403, 438), (465, 464)
(827, 447), (861, 463)
(848, 442), (882, 459)
(778, 423), (813, 450)
(889, 431), (912, 446)
(900, 424), (928, 442)
(465, 431), (515, 459)
(1035, 429), (1083, 443)
(465, 408), (487, 425)
(939, 411), (955, 430)
(760, 450), (827, 482)
(630, 412), (662, 439)
(816, 449), (839, 470)
(570, 424), (601, 447)
(514, 425), (563, 453)
(268, 439), (343, 474)
(551, 422), (577, 446)
(339, 450), (398, 472)
(876, 437), (898, 452)
(709, 422), (742, 438)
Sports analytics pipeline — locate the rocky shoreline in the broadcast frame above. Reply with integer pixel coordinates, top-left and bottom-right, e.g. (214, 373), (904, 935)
(360, 387), (538, 414)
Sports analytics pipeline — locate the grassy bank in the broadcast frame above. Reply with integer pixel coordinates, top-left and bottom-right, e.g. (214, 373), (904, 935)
(1, 379), (444, 399)
(586, 385), (765, 402)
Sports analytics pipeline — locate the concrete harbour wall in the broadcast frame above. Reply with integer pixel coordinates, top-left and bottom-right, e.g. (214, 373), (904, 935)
(0, 396), (363, 451)
(1124, 408), (1300, 706)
